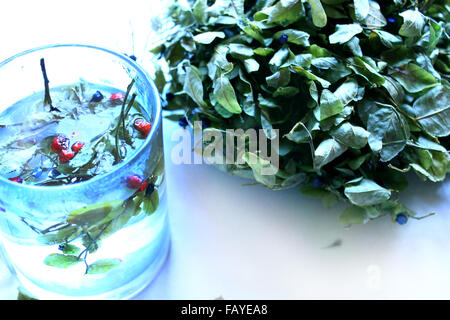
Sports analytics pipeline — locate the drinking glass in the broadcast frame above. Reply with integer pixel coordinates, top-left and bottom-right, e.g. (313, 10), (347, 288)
(0, 44), (170, 299)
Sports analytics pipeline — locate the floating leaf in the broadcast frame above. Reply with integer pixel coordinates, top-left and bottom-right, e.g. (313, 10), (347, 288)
(44, 254), (80, 268)
(60, 244), (81, 255)
(87, 259), (121, 275)
(68, 200), (123, 227)
(143, 189), (159, 215)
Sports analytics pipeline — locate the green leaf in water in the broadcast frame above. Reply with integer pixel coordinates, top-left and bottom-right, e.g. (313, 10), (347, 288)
(87, 258), (121, 275)
(44, 254), (80, 268)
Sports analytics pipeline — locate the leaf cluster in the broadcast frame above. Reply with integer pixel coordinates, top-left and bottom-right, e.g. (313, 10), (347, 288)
(153, 0), (450, 224)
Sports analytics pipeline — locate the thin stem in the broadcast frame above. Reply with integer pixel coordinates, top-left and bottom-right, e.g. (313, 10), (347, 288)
(20, 218), (42, 234)
(78, 222), (111, 274)
(113, 80), (135, 163)
(40, 58), (60, 112)
(122, 93), (138, 138)
(411, 212), (436, 220)
(114, 93), (137, 163)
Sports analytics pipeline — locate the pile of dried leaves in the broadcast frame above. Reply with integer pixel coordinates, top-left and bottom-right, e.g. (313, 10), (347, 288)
(151, 0), (449, 224)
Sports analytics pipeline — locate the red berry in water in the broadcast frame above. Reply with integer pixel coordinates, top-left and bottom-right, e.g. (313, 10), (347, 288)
(71, 142), (84, 154)
(59, 150), (75, 163)
(134, 119), (152, 138)
(110, 93), (125, 101)
(126, 175), (144, 189)
(51, 136), (70, 153)
(137, 181), (148, 193)
(8, 176), (23, 183)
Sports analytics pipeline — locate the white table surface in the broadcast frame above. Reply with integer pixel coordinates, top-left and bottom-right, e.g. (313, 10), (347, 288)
(0, 0), (449, 300)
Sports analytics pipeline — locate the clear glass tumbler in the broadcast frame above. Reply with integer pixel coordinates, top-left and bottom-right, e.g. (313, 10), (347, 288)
(0, 44), (170, 299)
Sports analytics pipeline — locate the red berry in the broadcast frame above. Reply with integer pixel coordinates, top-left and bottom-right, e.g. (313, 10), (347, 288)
(134, 119), (152, 138)
(59, 150), (75, 163)
(51, 136), (70, 154)
(8, 176), (23, 183)
(110, 93), (125, 101)
(126, 175), (144, 189)
(137, 181), (148, 193)
(71, 142), (84, 154)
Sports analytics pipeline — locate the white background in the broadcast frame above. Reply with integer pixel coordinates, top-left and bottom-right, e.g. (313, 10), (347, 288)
(0, 0), (449, 299)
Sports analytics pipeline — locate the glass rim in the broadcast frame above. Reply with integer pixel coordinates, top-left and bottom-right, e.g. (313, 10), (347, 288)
(0, 43), (162, 191)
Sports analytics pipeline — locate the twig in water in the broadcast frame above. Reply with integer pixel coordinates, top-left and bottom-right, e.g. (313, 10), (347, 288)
(40, 58), (60, 112)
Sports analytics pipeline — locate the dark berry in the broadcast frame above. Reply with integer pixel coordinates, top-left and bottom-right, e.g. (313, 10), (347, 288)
(224, 29), (235, 37)
(201, 118), (211, 128)
(51, 136), (70, 154)
(48, 169), (61, 179)
(396, 213), (408, 225)
(313, 177), (324, 187)
(387, 17), (396, 24)
(166, 92), (175, 101)
(8, 176), (23, 183)
(71, 142), (84, 154)
(129, 55), (137, 61)
(178, 117), (188, 128)
(279, 34), (288, 44)
(59, 150), (75, 163)
(183, 52), (194, 59)
(126, 175), (144, 189)
(134, 119), (152, 138)
(91, 90), (104, 103)
(145, 183), (155, 196)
